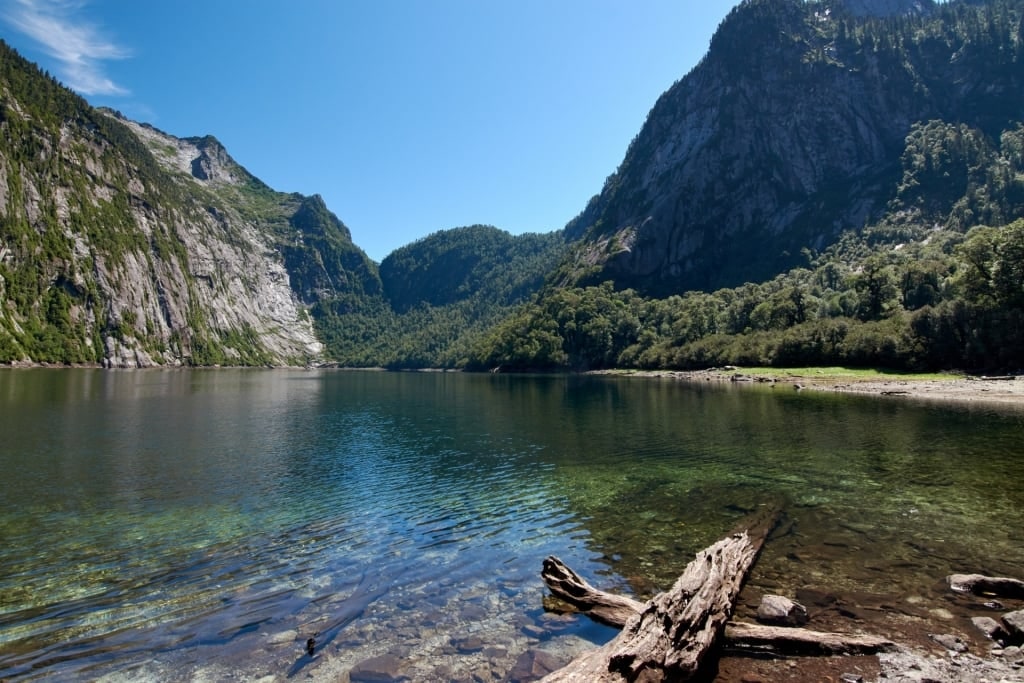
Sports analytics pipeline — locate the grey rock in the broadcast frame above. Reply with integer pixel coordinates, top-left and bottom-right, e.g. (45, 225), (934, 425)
(507, 650), (564, 683)
(928, 633), (968, 653)
(1003, 609), (1024, 639)
(971, 616), (1008, 643)
(756, 594), (809, 627)
(1002, 645), (1024, 662)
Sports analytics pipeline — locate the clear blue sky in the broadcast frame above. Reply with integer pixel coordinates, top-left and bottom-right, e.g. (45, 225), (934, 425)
(2, 0), (738, 262)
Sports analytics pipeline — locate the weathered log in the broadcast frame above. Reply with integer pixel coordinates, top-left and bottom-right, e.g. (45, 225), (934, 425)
(541, 556), (644, 627)
(540, 506), (780, 682)
(723, 622), (895, 655)
(947, 573), (1024, 600)
(543, 558), (896, 657)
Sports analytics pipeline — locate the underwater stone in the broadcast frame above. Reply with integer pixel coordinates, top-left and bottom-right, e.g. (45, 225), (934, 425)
(507, 649), (564, 683)
(452, 635), (485, 653)
(348, 654), (409, 682)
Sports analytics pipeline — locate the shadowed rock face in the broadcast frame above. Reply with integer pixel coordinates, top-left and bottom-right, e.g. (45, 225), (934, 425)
(562, 0), (1022, 297)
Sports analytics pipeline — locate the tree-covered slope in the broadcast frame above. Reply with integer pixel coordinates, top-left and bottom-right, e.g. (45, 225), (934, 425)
(560, 0), (1024, 296)
(315, 225), (567, 368)
(380, 225), (563, 312)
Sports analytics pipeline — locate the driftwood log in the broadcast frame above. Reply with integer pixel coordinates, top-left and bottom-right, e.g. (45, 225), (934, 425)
(948, 573), (1024, 600)
(542, 556), (895, 658)
(539, 506), (779, 682)
(540, 506), (895, 681)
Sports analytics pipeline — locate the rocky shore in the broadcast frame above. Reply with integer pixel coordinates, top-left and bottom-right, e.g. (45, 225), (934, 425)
(601, 368), (1024, 410)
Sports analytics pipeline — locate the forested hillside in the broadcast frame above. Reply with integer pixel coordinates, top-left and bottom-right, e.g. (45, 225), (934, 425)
(465, 0), (1024, 373)
(314, 226), (567, 368)
(0, 38), (558, 369)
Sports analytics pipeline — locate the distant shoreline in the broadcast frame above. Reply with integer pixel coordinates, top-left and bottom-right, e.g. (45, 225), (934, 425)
(5, 362), (1024, 409)
(593, 367), (1024, 409)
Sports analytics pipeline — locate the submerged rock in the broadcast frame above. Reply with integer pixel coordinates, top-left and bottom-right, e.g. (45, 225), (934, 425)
(348, 653), (409, 682)
(507, 649), (565, 683)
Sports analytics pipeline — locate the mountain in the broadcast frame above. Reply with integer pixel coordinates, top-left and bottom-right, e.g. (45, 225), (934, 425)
(314, 225), (567, 368)
(380, 225), (565, 313)
(470, 0), (1024, 373)
(0, 40), (380, 367)
(560, 0), (1024, 297)
(4, 0), (1023, 372)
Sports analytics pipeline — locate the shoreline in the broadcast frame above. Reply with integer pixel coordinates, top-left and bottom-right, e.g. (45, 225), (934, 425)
(6, 362), (1024, 408)
(595, 368), (1024, 409)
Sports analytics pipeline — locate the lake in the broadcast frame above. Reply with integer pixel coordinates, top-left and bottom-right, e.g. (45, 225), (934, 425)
(1, 369), (1022, 681)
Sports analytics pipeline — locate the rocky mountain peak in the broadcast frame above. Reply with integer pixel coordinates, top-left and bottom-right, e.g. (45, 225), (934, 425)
(106, 113), (249, 186)
(186, 135), (242, 184)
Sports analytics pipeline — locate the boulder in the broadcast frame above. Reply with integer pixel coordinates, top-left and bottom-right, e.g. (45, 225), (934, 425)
(928, 633), (968, 652)
(972, 616), (1009, 644)
(1002, 609), (1024, 642)
(756, 595), (809, 627)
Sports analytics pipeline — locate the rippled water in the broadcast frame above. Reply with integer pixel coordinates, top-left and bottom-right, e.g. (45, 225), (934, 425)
(1, 370), (1022, 681)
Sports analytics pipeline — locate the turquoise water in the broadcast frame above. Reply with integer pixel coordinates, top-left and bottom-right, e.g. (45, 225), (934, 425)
(0, 370), (1022, 681)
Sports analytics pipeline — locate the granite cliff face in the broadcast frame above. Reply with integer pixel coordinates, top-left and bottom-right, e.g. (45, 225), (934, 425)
(563, 0), (1023, 296)
(0, 42), (380, 366)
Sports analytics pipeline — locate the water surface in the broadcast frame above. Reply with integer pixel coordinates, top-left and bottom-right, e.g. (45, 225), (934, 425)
(1, 370), (1022, 681)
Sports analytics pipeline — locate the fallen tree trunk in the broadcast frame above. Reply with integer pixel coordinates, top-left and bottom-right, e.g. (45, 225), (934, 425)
(948, 573), (1024, 600)
(540, 506), (780, 682)
(542, 557), (896, 657)
(723, 622), (895, 656)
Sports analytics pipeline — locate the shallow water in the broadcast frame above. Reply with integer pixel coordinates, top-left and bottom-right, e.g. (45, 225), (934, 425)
(0, 370), (1022, 681)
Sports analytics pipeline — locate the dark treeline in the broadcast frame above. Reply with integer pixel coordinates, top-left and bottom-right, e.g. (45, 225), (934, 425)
(466, 219), (1024, 373)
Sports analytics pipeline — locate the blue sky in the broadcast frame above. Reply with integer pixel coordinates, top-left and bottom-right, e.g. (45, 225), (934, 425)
(2, 0), (738, 262)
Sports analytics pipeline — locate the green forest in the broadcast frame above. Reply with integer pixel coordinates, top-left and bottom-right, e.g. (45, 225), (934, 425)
(467, 217), (1024, 372)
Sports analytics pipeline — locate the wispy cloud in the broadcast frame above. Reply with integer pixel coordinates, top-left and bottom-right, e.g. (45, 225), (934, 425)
(3, 0), (130, 96)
